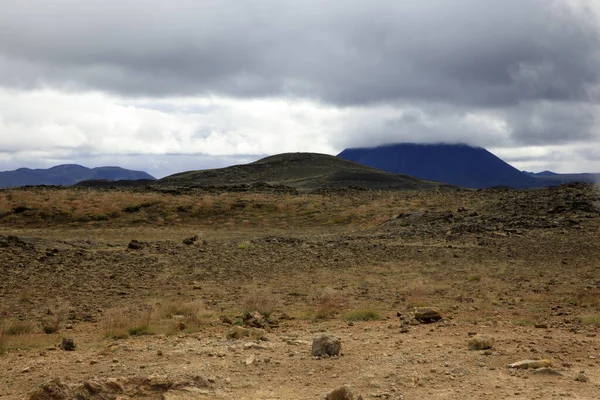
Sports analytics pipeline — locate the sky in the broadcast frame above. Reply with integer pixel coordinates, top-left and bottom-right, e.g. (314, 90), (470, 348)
(1, 0), (600, 178)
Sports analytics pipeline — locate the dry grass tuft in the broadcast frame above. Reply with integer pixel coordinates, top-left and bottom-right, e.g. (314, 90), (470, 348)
(404, 285), (429, 308)
(238, 240), (251, 250)
(157, 299), (212, 333)
(102, 306), (153, 339)
(313, 287), (348, 320)
(5, 320), (35, 336)
(2, 333), (57, 353)
(158, 299), (203, 319)
(102, 308), (133, 339)
(581, 315), (600, 325)
(572, 291), (600, 308)
(102, 301), (214, 338)
(40, 304), (68, 335)
(242, 289), (280, 318)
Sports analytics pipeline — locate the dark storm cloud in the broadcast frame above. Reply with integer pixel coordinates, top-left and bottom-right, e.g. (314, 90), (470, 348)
(577, 147), (600, 162)
(1, 0), (600, 156)
(506, 101), (598, 145)
(0, 0), (598, 107)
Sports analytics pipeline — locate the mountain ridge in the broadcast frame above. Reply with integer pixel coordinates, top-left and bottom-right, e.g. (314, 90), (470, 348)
(0, 164), (156, 188)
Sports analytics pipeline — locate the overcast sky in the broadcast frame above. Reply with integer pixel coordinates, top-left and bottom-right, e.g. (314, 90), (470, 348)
(1, 0), (599, 177)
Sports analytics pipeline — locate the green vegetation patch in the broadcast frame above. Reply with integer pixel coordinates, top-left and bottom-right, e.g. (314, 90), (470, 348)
(342, 309), (382, 321)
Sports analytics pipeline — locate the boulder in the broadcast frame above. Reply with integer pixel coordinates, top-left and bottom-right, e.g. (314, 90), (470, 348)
(312, 333), (341, 357)
(467, 335), (494, 350)
(575, 373), (589, 382)
(28, 378), (68, 400)
(60, 337), (76, 351)
(127, 240), (144, 250)
(413, 307), (442, 323)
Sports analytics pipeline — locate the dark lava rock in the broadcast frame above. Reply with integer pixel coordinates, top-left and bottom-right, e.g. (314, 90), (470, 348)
(413, 307), (442, 323)
(127, 240), (144, 250)
(60, 337), (76, 351)
(183, 235), (198, 245)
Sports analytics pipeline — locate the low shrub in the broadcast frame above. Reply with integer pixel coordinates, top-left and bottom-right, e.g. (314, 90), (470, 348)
(128, 325), (153, 336)
(342, 309), (382, 321)
(5, 320), (34, 336)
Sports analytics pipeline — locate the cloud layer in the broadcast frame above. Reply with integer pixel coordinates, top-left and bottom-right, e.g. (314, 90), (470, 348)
(1, 0), (599, 176)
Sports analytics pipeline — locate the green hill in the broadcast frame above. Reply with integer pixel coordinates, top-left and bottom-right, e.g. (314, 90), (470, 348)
(161, 152), (447, 190)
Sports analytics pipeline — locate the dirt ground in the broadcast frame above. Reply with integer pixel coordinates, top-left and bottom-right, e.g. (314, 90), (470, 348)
(1, 184), (600, 399)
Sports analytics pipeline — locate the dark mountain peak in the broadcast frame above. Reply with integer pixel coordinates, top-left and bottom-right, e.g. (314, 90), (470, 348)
(338, 143), (547, 189)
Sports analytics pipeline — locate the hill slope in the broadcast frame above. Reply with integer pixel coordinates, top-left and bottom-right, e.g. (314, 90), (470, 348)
(0, 164), (156, 188)
(160, 152), (447, 190)
(338, 143), (551, 189)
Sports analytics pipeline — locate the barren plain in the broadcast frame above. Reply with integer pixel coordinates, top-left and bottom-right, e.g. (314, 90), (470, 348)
(1, 183), (600, 399)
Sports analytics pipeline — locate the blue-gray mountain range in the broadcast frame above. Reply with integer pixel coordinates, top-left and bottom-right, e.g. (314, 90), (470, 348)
(0, 164), (155, 188)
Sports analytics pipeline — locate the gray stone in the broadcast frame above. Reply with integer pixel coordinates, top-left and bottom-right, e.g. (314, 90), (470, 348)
(312, 333), (341, 357)
(468, 335), (494, 350)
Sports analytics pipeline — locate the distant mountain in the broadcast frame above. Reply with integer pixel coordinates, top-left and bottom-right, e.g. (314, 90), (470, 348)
(533, 170), (558, 176)
(522, 170), (600, 184)
(0, 164), (156, 188)
(160, 152), (449, 190)
(531, 173), (600, 184)
(338, 143), (553, 189)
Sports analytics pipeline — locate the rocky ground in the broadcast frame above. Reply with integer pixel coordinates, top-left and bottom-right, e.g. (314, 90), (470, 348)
(1, 183), (600, 399)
